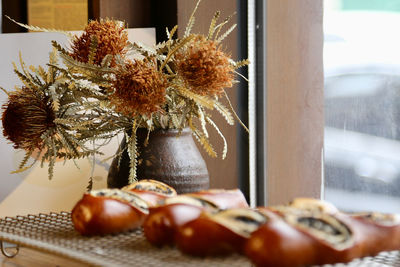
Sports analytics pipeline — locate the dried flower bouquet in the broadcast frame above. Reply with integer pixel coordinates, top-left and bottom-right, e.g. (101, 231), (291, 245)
(1, 0), (248, 185)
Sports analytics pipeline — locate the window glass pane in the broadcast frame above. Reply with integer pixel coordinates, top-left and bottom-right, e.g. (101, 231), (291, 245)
(324, 0), (400, 213)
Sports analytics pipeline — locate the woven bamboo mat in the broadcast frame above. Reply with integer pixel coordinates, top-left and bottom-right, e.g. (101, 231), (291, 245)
(0, 212), (399, 267)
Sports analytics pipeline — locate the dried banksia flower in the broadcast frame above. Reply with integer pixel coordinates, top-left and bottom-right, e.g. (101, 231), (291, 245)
(70, 19), (128, 66)
(2, 87), (55, 151)
(110, 60), (167, 117)
(175, 35), (235, 96)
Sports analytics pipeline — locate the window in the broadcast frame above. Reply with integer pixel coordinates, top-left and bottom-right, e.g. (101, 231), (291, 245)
(324, 0), (400, 212)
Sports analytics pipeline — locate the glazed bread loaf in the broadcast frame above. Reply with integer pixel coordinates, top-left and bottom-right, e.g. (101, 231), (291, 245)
(71, 186), (400, 267)
(245, 209), (316, 267)
(71, 189), (149, 235)
(187, 189), (249, 209)
(283, 211), (364, 265)
(175, 208), (268, 256)
(351, 212), (400, 256)
(289, 197), (339, 214)
(143, 195), (219, 246)
(143, 189), (249, 247)
(122, 179), (177, 206)
(245, 208), (365, 266)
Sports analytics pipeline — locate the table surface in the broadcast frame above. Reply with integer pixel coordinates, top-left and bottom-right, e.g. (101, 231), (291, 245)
(0, 212), (252, 267)
(0, 247), (87, 267)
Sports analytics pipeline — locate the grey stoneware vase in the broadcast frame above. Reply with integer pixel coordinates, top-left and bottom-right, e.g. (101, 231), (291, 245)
(107, 127), (210, 194)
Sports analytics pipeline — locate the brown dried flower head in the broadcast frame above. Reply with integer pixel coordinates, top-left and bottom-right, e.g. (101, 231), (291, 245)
(110, 60), (167, 117)
(175, 35), (235, 96)
(2, 86), (55, 151)
(70, 19), (128, 66)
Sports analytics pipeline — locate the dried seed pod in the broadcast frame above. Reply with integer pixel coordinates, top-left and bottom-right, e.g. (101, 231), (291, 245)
(175, 208), (268, 256)
(2, 86), (55, 151)
(70, 19), (128, 66)
(175, 35), (235, 96)
(110, 60), (167, 117)
(122, 179), (177, 206)
(71, 189), (149, 235)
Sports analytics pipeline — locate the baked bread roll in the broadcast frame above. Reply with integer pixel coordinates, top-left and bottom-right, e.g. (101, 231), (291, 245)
(245, 209), (316, 267)
(143, 195), (219, 246)
(188, 189), (249, 209)
(71, 189), (149, 235)
(283, 210), (364, 265)
(175, 208), (268, 256)
(250, 207), (364, 266)
(351, 212), (400, 256)
(289, 198), (339, 214)
(122, 179), (177, 206)
(143, 189), (248, 247)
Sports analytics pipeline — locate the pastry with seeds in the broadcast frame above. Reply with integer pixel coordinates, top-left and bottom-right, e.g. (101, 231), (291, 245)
(71, 189), (149, 235)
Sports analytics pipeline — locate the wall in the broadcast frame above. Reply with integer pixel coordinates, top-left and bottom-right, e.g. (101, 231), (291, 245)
(265, 0), (324, 205)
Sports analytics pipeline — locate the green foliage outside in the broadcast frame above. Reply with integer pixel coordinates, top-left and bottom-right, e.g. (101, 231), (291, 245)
(341, 0), (400, 12)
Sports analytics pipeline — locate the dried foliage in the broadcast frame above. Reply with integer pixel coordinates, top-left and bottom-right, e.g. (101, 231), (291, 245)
(1, 51), (102, 179)
(1, 0), (249, 182)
